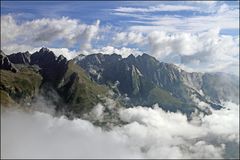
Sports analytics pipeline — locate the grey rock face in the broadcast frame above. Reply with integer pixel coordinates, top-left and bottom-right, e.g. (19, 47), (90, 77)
(0, 50), (18, 73)
(75, 52), (239, 114)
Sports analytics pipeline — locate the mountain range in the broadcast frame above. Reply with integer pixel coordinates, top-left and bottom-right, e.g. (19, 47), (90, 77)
(1, 48), (239, 118)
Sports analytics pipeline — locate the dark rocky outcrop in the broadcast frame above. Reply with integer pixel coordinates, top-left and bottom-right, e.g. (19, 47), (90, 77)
(30, 47), (68, 86)
(1, 48), (108, 116)
(0, 50), (18, 73)
(7, 51), (31, 65)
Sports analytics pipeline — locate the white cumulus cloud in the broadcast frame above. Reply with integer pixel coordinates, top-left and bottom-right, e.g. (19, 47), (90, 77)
(91, 46), (143, 58)
(113, 31), (146, 46)
(146, 29), (239, 75)
(1, 15), (101, 53)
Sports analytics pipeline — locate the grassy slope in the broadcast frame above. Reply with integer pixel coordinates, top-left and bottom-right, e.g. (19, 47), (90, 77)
(148, 87), (182, 106)
(58, 60), (109, 114)
(0, 61), (109, 115)
(147, 86), (196, 114)
(0, 90), (16, 107)
(0, 66), (42, 105)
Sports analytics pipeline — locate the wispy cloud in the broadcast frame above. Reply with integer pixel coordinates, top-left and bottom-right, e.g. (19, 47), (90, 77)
(121, 4), (239, 33)
(113, 4), (198, 13)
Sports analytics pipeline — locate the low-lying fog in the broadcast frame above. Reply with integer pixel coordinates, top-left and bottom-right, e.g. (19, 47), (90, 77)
(1, 98), (239, 159)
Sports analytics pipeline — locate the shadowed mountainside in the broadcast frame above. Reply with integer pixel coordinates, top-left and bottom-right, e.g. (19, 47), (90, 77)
(75, 53), (239, 114)
(1, 48), (239, 117)
(0, 48), (109, 117)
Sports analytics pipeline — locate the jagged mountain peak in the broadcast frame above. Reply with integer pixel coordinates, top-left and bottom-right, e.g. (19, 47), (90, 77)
(127, 54), (135, 59)
(2, 48), (238, 115)
(7, 51), (31, 64)
(30, 48), (69, 65)
(1, 49), (109, 115)
(37, 47), (56, 58)
(39, 47), (50, 53)
(139, 53), (157, 60)
(75, 51), (239, 114)
(57, 54), (67, 62)
(0, 50), (18, 73)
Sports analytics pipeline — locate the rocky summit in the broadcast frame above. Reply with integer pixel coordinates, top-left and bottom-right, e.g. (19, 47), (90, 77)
(0, 48), (108, 117)
(75, 52), (239, 115)
(0, 48), (239, 118)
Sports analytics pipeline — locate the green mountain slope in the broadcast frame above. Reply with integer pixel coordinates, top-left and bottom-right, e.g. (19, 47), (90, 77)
(0, 48), (109, 116)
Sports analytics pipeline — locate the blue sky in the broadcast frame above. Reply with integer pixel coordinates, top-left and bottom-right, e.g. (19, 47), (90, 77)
(1, 1), (239, 35)
(1, 1), (239, 75)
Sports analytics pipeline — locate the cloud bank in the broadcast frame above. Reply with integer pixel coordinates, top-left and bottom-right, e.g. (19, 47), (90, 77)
(147, 29), (239, 75)
(111, 29), (239, 75)
(1, 15), (100, 54)
(91, 46), (143, 58)
(1, 101), (239, 159)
